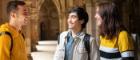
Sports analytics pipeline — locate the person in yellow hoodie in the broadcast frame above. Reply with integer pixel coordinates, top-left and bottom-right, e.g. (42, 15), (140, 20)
(0, 1), (28, 60)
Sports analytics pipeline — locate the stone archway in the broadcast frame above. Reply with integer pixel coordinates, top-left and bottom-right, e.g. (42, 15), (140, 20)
(39, 0), (59, 40)
(24, 0), (97, 52)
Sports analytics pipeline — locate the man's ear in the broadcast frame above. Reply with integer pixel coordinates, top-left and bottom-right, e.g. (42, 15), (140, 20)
(10, 12), (16, 18)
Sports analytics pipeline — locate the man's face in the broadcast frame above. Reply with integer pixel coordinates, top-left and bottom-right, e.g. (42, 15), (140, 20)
(67, 12), (82, 30)
(15, 5), (28, 26)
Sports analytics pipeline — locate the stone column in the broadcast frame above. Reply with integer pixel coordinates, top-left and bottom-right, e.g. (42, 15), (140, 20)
(86, 0), (98, 38)
(24, 0), (43, 52)
(0, 0), (2, 24)
(1, 0), (9, 22)
(23, 0), (32, 54)
(52, 0), (68, 32)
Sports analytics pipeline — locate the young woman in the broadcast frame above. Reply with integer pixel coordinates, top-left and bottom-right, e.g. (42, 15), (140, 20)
(95, 2), (135, 60)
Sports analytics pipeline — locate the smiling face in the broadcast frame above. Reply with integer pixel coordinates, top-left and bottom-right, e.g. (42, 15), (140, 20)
(16, 5), (28, 26)
(67, 12), (82, 30)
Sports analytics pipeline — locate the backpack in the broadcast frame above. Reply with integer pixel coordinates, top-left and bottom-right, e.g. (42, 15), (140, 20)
(0, 31), (25, 51)
(0, 31), (13, 52)
(83, 34), (90, 60)
(58, 33), (90, 60)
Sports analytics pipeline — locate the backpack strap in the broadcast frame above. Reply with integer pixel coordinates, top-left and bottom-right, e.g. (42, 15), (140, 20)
(21, 33), (25, 40)
(0, 31), (13, 51)
(83, 34), (90, 60)
(57, 34), (60, 44)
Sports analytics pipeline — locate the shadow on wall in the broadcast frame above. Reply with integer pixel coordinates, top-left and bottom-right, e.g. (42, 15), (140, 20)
(0, 18), (3, 25)
(132, 33), (140, 60)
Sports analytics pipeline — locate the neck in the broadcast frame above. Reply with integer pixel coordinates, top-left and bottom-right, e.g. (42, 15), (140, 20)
(71, 27), (82, 38)
(9, 19), (21, 31)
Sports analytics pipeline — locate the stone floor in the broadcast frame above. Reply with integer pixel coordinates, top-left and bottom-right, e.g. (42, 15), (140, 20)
(31, 41), (57, 60)
(31, 40), (140, 60)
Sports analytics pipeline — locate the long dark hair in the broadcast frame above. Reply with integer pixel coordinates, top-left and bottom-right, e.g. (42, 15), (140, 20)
(96, 2), (127, 39)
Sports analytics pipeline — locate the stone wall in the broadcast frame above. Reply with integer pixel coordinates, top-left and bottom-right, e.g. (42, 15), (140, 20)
(0, 0), (139, 57)
(0, 0), (9, 25)
(39, 0), (59, 40)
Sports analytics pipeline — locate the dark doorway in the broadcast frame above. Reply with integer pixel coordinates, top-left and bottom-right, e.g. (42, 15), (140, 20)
(39, 0), (59, 40)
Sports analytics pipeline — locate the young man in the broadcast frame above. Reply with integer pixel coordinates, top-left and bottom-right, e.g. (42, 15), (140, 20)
(54, 7), (99, 60)
(0, 1), (28, 60)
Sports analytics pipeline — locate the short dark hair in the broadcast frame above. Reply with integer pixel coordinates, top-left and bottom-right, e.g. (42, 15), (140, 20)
(68, 7), (89, 29)
(7, 1), (25, 15)
(96, 2), (127, 39)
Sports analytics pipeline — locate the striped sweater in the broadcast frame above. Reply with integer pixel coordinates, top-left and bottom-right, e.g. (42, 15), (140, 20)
(99, 31), (134, 60)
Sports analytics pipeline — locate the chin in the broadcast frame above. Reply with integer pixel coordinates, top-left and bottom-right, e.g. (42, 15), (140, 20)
(68, 27), (73, 29)
(68, 27), (72, 29)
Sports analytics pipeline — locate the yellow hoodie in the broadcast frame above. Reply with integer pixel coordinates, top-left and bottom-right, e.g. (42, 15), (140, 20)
(0, 23), (28, 60)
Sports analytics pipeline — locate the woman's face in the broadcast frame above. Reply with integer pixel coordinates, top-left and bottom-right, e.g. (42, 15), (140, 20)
(95, 7), (102, 27)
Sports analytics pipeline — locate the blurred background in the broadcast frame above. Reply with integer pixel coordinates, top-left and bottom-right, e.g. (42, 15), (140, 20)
(0, 0), (140, 60)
